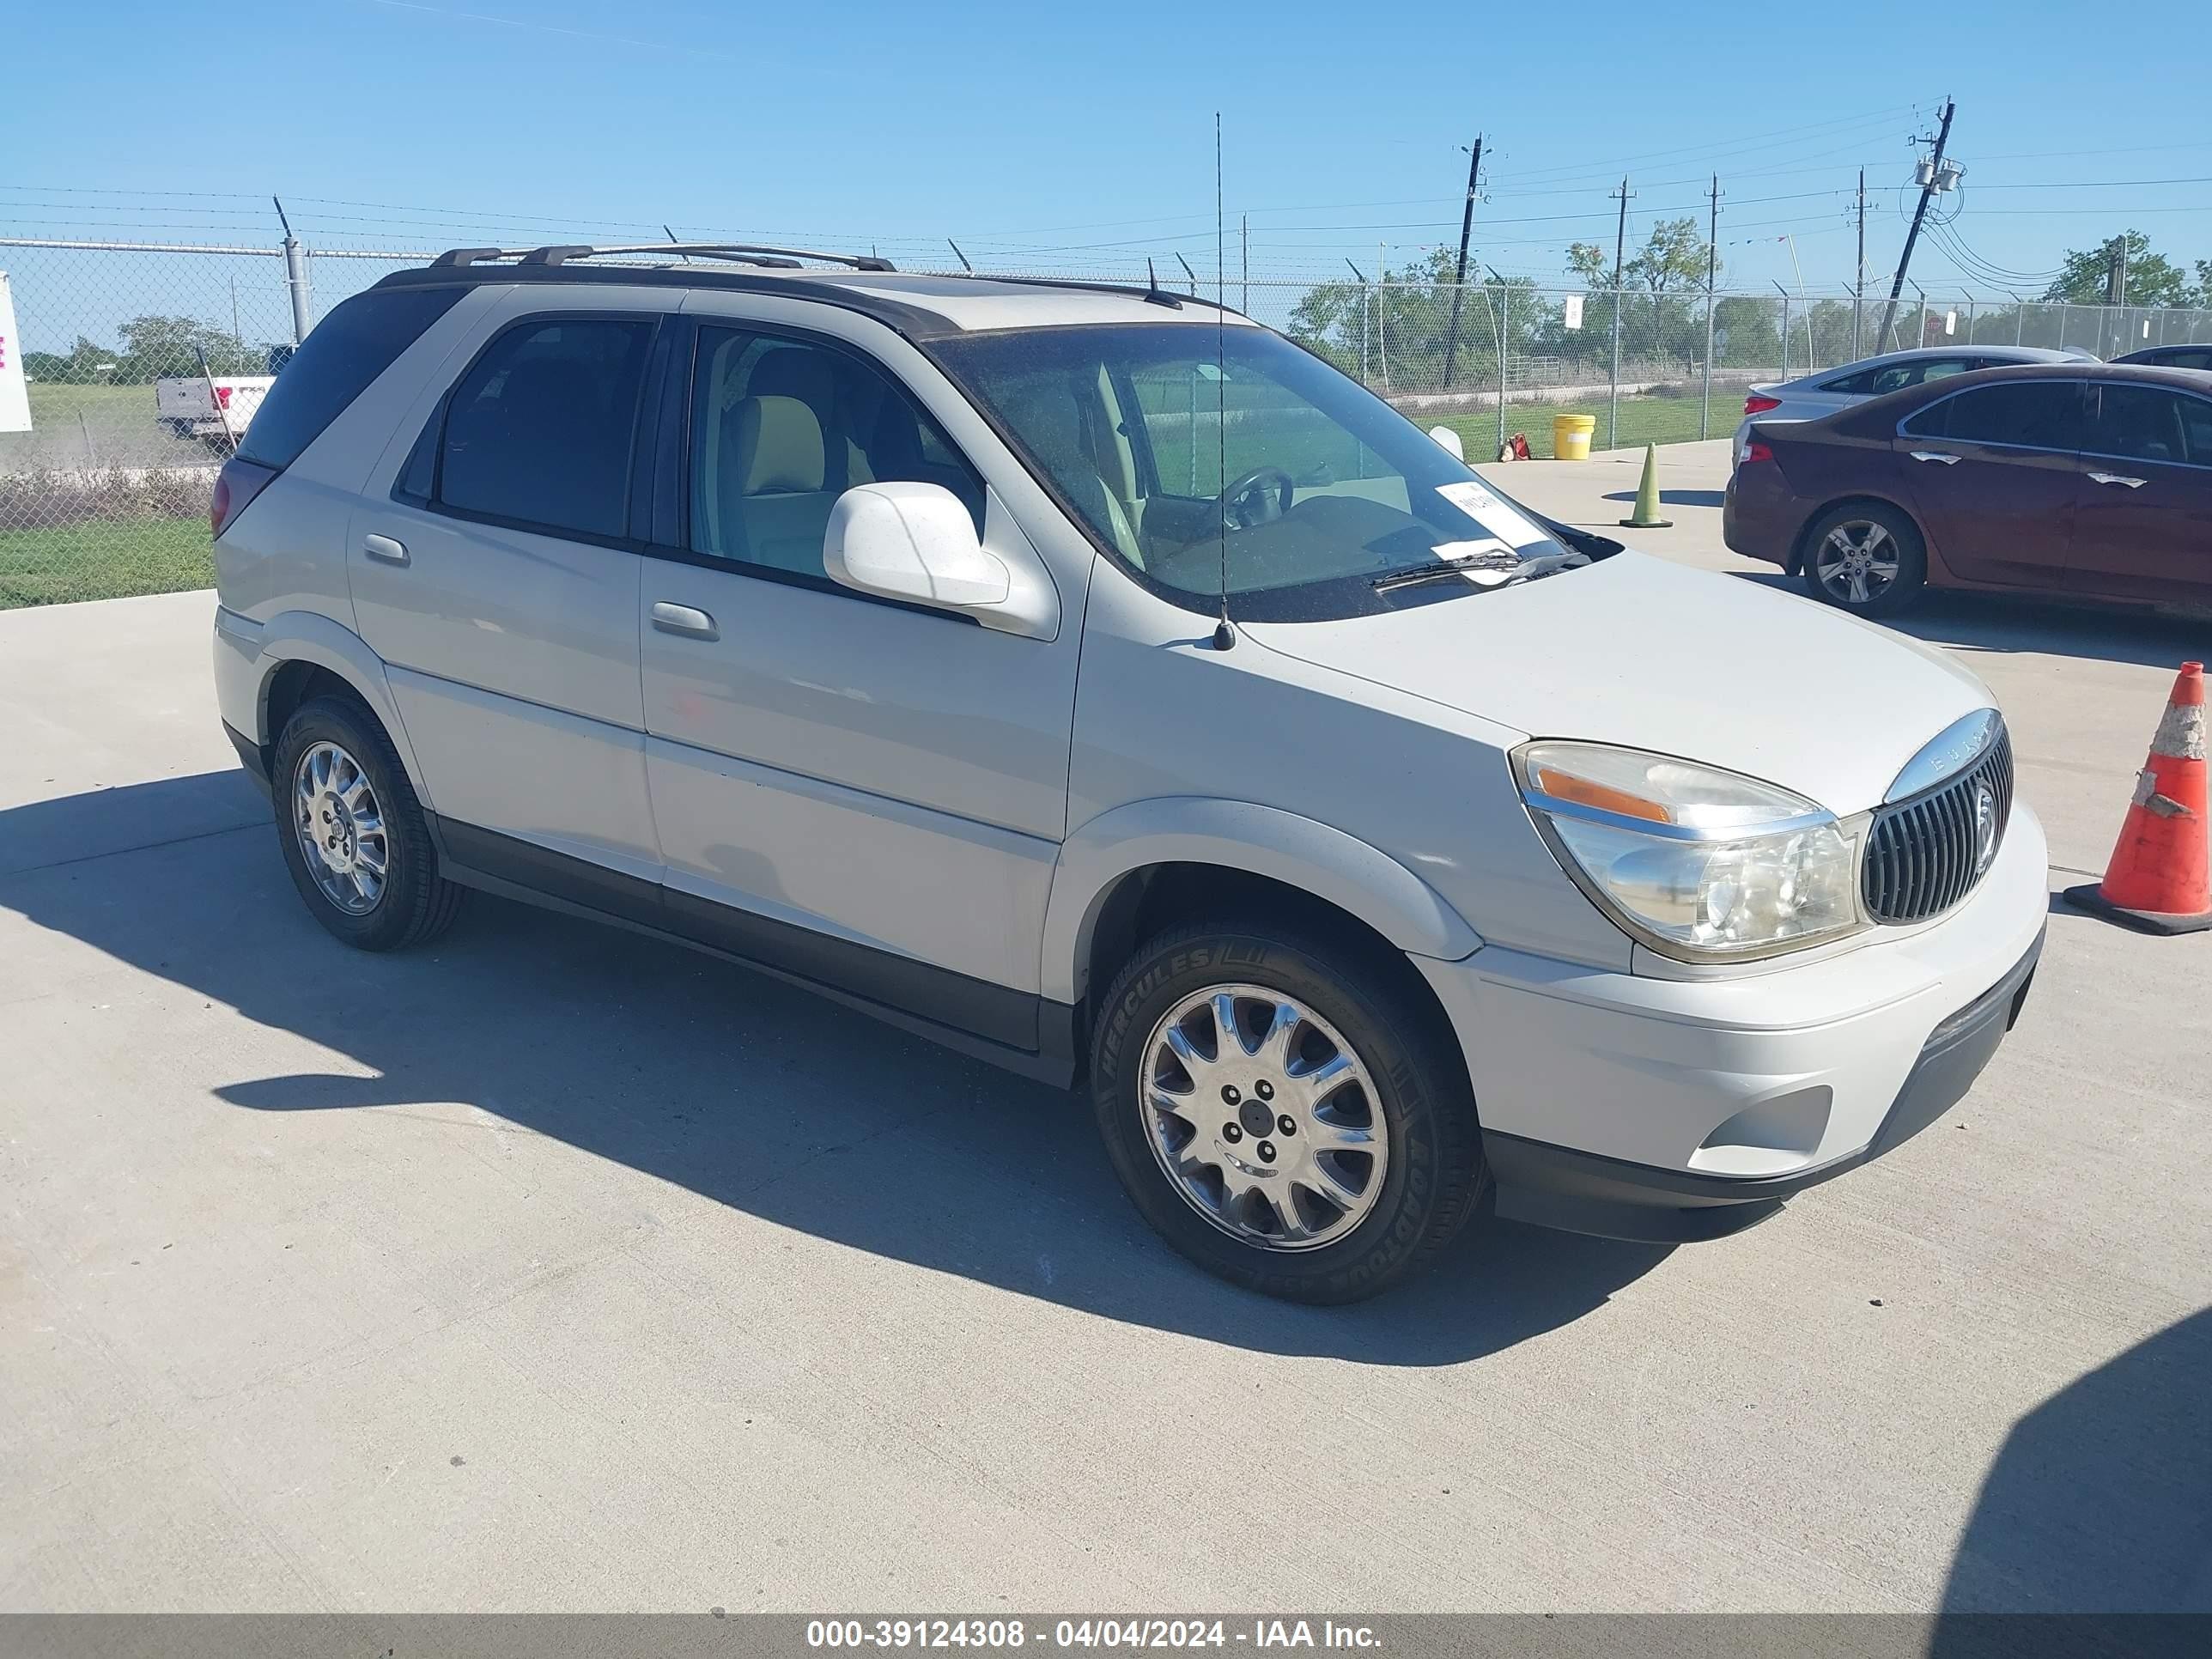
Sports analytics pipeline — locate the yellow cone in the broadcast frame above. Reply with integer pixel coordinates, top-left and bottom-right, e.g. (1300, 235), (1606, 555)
(1618, 443), (1673, 528)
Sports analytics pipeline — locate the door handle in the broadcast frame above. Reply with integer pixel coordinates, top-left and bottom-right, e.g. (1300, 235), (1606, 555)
(362, 533), (410, 566)
(651, 601), (719, 641)
(2087, 471), (2147, 489)
(1908, 450), (1962, 465)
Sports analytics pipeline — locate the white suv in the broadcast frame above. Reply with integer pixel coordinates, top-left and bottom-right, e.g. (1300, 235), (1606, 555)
(210, 244), (2047, 1303)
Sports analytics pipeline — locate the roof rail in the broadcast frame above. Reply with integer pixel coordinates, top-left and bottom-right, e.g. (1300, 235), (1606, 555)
(428, 242), (896, 272)
(970, 273), (1244, 317)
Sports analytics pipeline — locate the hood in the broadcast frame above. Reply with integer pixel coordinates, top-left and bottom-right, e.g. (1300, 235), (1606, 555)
(1243, 551), (1992, 815)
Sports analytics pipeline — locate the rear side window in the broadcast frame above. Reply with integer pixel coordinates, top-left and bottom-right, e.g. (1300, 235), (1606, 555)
(1900, 381), (2086, 450)
(234, 286), (464, 469)
(435, 318), (653, 539)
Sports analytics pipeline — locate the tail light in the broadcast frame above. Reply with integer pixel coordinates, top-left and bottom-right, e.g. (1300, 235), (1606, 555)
(213, 384), (234, 409)
(1744, 394), (1782, 416)
(210, 455), (277, 538)
(1741, 440), (1775, 465)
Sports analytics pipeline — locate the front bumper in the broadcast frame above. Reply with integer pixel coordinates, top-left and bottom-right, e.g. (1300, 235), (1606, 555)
(1481, 927), (2041, 1240)
(1415, 802), (2049, 1243)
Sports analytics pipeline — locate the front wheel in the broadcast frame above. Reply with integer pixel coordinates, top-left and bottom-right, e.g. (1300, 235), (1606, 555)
(1090, 921), (1485, 1303)
(1801, 501), (1926, 617)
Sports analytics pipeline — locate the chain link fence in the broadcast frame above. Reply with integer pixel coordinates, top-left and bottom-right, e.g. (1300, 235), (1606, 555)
(5, 234), (2210, 608)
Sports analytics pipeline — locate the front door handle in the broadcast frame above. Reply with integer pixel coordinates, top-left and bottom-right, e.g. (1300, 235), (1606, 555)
(1908, 450), (1962, 465)
(2087, 471), (2147, 489)
(651, 601), (719, 641)
(362, 533), (410, 566)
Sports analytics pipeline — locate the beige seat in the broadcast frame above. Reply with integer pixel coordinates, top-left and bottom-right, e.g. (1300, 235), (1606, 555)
(723, 394), (838, 575)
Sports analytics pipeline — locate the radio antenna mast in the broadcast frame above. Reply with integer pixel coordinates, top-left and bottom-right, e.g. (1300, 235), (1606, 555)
(1212, 112), (1234, 651)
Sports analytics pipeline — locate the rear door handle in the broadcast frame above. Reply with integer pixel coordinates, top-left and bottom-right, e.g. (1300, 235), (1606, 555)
(362, 533), (410, 566)
(1908, 450), (1961, 465)
(651, 601), (718, 641)
(2087, 471), (2147, 489)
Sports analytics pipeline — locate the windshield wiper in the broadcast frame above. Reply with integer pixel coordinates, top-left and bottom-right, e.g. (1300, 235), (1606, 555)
(1370, 551), (1522, 592)
(1370, 548), (1592, 594)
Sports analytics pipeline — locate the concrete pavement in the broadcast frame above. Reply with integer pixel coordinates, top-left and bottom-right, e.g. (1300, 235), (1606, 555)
(3, 474), (2208, 1613)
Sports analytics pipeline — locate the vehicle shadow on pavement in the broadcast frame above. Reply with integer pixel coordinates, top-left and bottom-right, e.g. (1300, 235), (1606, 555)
(1729, 570), (2211, 674)
(0, 770), (1670, 1366)
(1935, 1306), (2212, 1620)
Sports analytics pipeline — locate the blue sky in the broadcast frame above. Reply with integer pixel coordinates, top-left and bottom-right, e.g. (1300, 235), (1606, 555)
(4, 0), (2209, 301)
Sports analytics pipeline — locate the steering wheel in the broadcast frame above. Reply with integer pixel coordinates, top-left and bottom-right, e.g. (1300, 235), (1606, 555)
(1215, 465), (1294, 531)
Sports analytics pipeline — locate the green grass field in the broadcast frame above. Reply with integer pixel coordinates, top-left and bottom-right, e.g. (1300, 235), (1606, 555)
(0, 514), (213, 609)
(1434, 390), (1733, 459)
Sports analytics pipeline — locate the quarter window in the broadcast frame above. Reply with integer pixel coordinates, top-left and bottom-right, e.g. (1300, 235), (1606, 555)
(687, 326), (983, 578)
(435, 319), (653, 539)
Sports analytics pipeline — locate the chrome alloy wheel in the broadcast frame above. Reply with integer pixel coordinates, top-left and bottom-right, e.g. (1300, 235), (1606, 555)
(292, 740), (388, 915)
(1139, 984), (1389, 1252)
(1814, 519), (1900, 605)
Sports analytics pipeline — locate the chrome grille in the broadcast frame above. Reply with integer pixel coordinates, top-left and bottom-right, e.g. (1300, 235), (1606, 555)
(1863, 728), (2014, 924)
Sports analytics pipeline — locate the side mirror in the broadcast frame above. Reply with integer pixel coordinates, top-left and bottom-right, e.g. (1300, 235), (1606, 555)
(825, 483), (1010, 612)
(1428, 425), (1466, 462)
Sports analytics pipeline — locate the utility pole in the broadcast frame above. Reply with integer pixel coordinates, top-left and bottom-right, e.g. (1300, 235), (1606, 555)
(1240, 213), (1249, 314)
(2107, 235), (2129, 359)
(1608, 176), (1632, 450)
(1878, 97), (1954, 349)
(1700, 175), (1720, 439)
(1347, 258), (1369, 384)
(1442, 136), (1484, 389)
(1854, 169), (1867, 357)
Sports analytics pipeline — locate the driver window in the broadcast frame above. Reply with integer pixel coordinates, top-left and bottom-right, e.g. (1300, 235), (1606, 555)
(688, 326), (985, 579)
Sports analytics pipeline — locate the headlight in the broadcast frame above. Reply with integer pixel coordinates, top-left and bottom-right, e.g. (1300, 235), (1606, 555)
(1513, 741), (1867, 962)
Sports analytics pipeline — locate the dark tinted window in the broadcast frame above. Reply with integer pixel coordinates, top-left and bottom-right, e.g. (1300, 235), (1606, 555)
(2094, 386), (2207, 465)
(438, 319), (652, 539)
(234, 285), (464, 469)
(1901, 380), (2086, 449)
(688, 326), (982, 577)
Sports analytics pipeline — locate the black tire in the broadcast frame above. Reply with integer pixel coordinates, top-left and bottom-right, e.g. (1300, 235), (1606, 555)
(270, 695), (465, 951)
(1090, 921), (1486, 1304)
(1799, 501), (1926, 617)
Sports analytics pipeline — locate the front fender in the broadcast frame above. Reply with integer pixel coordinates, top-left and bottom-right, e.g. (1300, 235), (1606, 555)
(1041, 797), (1484, 1005)
(238, 611), (430, 810)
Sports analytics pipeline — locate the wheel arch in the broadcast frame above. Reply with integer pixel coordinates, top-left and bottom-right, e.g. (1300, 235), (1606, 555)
(249, 614), (428, 806)
(1043, 799), (1484, 1009)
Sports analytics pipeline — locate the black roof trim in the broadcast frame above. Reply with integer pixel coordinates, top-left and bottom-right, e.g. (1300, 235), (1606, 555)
(367, 260), (1253, 341)
(368, 260), (962, 340)
(430, 241), (896, 272)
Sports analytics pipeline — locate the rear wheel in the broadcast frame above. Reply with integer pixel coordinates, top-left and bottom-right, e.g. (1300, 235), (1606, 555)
(1090, 921), (1485, 1304)
(1801, 501), (1926, 617)
(271, 696), (465, 951)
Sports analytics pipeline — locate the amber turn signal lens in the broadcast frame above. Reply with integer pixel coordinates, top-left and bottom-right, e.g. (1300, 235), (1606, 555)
(1529, 765), (1672, 823)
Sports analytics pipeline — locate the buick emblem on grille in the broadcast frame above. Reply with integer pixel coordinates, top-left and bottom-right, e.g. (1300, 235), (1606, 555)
(1973, 781), (1999, 875)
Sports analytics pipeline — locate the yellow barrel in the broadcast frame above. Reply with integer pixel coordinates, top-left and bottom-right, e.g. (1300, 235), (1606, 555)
(1553, 413), (1596, 460)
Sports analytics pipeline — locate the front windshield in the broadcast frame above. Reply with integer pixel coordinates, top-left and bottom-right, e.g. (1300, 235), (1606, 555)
(930, 321), (1577, 621)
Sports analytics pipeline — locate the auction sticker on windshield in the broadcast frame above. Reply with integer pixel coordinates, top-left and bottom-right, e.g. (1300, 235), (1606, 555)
(1435, 480), (1548, 549)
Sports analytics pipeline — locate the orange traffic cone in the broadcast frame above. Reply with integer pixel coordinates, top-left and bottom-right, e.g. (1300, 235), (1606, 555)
(2063, 660), (2210, 935)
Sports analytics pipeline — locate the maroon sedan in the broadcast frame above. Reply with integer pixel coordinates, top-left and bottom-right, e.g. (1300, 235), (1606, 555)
(1723, 362), (2212, 617)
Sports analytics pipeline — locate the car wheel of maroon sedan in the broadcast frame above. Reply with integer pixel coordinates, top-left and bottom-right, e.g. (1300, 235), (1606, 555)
(1802, 502), (1927, 618)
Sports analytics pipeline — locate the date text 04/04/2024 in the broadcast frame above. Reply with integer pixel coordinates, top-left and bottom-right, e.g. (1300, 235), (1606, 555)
(804, 1619), (1383, 1649)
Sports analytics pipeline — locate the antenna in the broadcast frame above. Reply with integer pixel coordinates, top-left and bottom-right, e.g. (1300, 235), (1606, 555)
(1212, 111), (1233, 652)
(664, 225), (688, 263)
(948, 238), (973, 273)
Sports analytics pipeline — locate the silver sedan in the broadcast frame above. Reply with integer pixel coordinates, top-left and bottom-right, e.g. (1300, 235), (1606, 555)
(1730, 344), (2095, 464)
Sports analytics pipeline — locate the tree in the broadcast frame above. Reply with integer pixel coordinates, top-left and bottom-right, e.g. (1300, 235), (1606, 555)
(1285, 248), (1541, 392)
(2042, 232), (2197, 307)
(111, 314), (270, 384)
